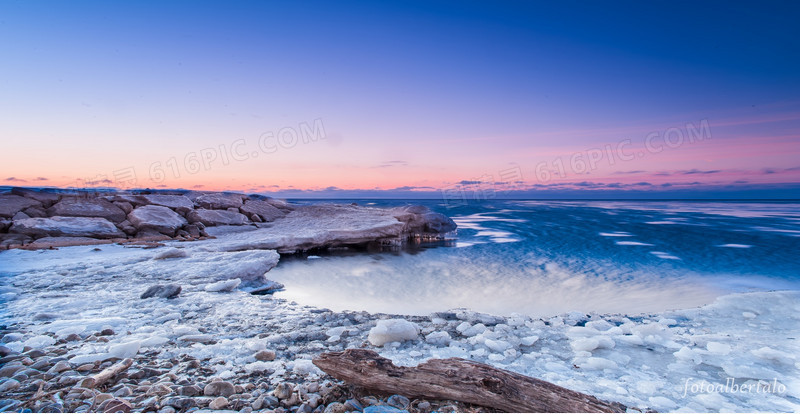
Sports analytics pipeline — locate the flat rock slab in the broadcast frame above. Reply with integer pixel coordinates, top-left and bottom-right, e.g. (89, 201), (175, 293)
(0, 195), (42, 218)
(195, 193), (244, 210)
(48, 198), (127, 223)
(139, 194), (194, 212)
(10, 216), (126, 239)
(241, 199), (286, 222)
(25, 237), (115, 249)
(128, 205), (188, 236)
(215, 204), (406, 252)
(187, 209), (249, 226)
(10, 188), (62, 207)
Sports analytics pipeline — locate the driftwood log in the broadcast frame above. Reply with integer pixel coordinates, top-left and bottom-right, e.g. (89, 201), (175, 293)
(313, 349), (626, 413)
(87, 358), (133, 388)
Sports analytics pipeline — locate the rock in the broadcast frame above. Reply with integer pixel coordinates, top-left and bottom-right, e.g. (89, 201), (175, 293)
(26, 237), (114, 249)
(0, 379), (20, 392)
(146, 383), (172, 396)
(113, 201), (134, 215)
(97, 398), (132, 413)
(204, 278), (241, 292)
(47, 198), (127, 223)
(324, 403), (346, 413)
(139, 194), (194, 213)
(11, 211), (30, 220)
(162, 397), (197, 410)
(184, 224), (202, 238)
(186, 209), (249, 226)
(204, 381), (235, 397)
(178, 384), (202, 396)
(195, 193), (244, 210)
(416, 401), (431, 412)
(209, 396), (229, 410)
(0, 233), (31, 248)
(22, 206), (48, 218)
(343, 399), (363, 412)
(387, 395), (410, 410)
(0, 194), (41, 218)
(152, 247), (189, 260)
(178, 334), (215, 344)
(368, 319), (420, 346)
(0, 346), (13, 358)
(133, 229), (171, 241)
(94, 393), (114, 405)
(273, 383), (294, 400)
(113, 386), (132, 397)
(10, 188), (61, 207)
(9, 216), (125, 239)
(241, 200), (286, 222)
(127, 205), (187, 236)
(48, 361), (71, 374)
(363, 406), (408, 413)
(391, 206), (457, 234)
(297, 403), (314, 413)
(140, 284), (181, 299)
(0, 219), (10, 232)
(254, 350), (276, 361)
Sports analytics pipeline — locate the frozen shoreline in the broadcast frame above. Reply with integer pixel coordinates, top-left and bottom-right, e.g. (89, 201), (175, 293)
(1, 231), (799, 412)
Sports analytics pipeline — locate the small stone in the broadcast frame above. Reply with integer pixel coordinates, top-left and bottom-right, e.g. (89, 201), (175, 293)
(140, 284), (181, 299)
(296, 403), (314, 413)
(438, 405), (458, 413)
(37, 403), (63, 413)
(416, 401), (431, 412)
(273, 382), (294, 400)
(113, 386), (132, 397)
(178, 384), (202, 396)
(343, 399), (363, 412)
(0, 345), (14, 358)
(0, 364), (24, 378)
(94, 393), (114, 405)
(324, 402), (346, 413)
(387, 395), (410, 410)
(98, 398), (132, 413)
(161, 407), (176, 413)
(76, 363), (95, 372)
(209, 396), (228, 410)
(99, 328), (115, 336)
(254, 349), (277, 361)
(204, 381), (235, 397)
(0, 379), (20, 392)
(146, 383), (172, 396)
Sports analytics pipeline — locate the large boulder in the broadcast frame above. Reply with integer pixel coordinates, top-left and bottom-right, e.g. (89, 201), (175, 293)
(187, 209), (249, 226)
(195, 193), (245, 210)
(9, 217), (125, 239)
(0, 195), (42, 219)
(391, 206), (457, 234)
(240, 199), (286, 222)
(10, 188), (61, 208)
(139, 194), (194, 213)
(128, 205), (188, 236)
(47, 198), (127, 223)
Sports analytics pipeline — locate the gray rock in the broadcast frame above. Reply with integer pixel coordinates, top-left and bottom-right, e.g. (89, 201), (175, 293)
(208, 396), (228, 410)
(240, 200), (286, 222)
(10, 188), (61, 207)
(296, 403), (314, 413)
(47, 198), (127, 223)
(11, 211), (30, 220)
(387, 395), (410, 410)
(0, 194), (41, 218)
(27, 237), (113, 249)
(139, 194), (194, 213)
(113, 201), (134, 214)
(22, 206), (48, 218)
(324, 403), (347, 413)
(0, 346), (13, 358)
(9, 216), (125, 239)
(0, 219), (9, 232)
(195, 193), (245, 210)
(113, 386), (132, 397)
(254, 350), (276, 361)
(344, 399), (363, 412)
(140, 284), (181, 299)
(187, 209), (249, 226)
(127, 205), (187, 236)
(204, 381), (235, 397)
(273, 383), (294, 400)
(0, 379), (20, 392)
(178, 384), (202, 396)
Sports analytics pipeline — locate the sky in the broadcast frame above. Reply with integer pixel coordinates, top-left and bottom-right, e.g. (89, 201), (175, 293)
(1, 0), (799, 198)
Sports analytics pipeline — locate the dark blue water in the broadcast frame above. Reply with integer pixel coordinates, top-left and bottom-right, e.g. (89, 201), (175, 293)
(271, 200), (800, 316)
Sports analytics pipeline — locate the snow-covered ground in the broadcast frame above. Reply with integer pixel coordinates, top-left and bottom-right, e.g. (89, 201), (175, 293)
(1, 235), (798, 412)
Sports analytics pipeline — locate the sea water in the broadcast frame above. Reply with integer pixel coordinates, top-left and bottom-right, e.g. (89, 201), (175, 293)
(270, 199), (800, 317)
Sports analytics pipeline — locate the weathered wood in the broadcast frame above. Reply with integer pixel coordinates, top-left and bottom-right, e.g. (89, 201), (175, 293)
(88, 358), (133, 388)
(313, 349), (626, 413)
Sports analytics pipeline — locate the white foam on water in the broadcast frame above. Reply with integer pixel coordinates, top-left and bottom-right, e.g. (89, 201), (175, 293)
(615, 241), (654, 246)
(716, 244), (753, 248)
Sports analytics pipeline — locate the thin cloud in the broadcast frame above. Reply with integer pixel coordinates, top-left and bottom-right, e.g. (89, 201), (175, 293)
(4, 177), (27, 182)
(373, 160), (409, 168)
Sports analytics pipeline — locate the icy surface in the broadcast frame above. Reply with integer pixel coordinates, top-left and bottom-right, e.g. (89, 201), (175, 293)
(368, 319), (420, 346)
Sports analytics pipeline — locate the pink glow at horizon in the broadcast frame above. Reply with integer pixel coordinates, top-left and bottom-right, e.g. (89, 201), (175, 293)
(3, 106), (799, 194)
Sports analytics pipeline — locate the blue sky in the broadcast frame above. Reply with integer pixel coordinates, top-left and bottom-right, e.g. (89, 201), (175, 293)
(1, 0), (799, 198)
